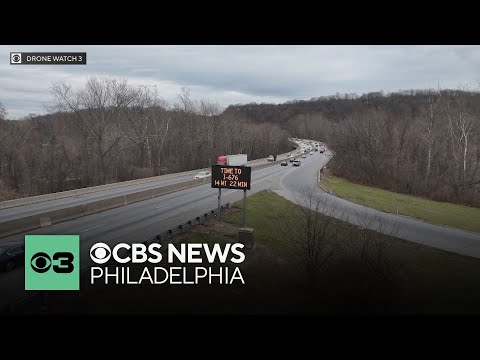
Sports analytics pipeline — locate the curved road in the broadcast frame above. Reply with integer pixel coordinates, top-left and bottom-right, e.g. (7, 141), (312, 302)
(1, 140), (479, 310)
(276, 150), (480, 259)
(0, 150), (299, 223)
(0, 158), (305, 309)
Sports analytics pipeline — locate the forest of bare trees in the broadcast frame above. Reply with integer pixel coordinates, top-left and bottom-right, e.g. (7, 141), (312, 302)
(0, 77), (290, 200)
(226, 88), (480, 207)
(2, 79), (479, 207)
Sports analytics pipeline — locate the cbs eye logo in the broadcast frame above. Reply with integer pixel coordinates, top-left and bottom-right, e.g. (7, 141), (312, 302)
(10, 53), (22, 64)
(90, 243), (111, 264)
(30, 251), (74, 273)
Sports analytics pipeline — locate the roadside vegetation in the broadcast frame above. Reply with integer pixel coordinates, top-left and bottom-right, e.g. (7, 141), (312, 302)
(322, 175), (480, 233)
(31, 191), (480, 314)
(0, 81), (290, 201)
(226, 89), (480, 208)
(2, 86), (480, 209)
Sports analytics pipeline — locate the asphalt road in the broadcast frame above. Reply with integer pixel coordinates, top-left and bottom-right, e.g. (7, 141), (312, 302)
(0, 155), (312, 309)
(0, 153), (297, 223)
(2, 143), (479, 310)
(0, 173), (195, 222)
(276, 150), (480, 259)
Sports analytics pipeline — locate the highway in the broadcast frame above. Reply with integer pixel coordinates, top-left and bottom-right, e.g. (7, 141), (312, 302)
(0, 173), (195, 222)
(0, 153), (315, 309)
(1, 139), (480, 310)
(0, 152), (297, 223)
(276, 150), (480, 259)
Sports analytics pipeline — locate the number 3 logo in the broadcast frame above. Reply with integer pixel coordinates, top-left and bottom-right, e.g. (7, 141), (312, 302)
(53, 252), (74, 273)
(31, 252), (74, 274)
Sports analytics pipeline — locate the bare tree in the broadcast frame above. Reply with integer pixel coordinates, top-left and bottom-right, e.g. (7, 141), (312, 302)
(419, 90), (441, 192)
(50, 76), (138, 184)
(287, 186), (341, 285)
(0, 119), (37, 192)
(122, 85), (170, 173)
(0, 102), (6, 120)
(351, 210), (401, 281)
(199, 99), (222, 165)
(444, 89), (475, 193)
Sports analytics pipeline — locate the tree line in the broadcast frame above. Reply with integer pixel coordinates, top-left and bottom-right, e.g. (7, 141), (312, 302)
(226, 88), (480, 207)
(3, 79), (479, 207)
(0, 77), (290, 200)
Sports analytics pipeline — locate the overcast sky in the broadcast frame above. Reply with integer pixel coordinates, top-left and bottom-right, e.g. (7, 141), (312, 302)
(1, 45), (479, 119)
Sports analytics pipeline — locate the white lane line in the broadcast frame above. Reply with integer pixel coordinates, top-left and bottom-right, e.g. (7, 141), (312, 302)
(155, 203), (171, 209)
(80, 224), (106, 233)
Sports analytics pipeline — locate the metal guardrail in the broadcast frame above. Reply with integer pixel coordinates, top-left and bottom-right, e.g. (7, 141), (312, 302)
(5, 139), (303, 312)
(0, 139), (299, 211)
(318, 149), (335, 187)
(5, 202), (231, 313)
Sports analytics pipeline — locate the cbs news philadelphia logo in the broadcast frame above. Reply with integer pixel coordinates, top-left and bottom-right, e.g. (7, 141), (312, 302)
(25, 235), (79, 290)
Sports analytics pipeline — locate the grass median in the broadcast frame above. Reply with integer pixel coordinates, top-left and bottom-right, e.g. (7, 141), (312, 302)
(322, 175), (480, 233)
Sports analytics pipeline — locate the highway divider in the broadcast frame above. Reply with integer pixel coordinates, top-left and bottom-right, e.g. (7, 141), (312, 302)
(0, 139), (299, 210)
(0, 146), (302, 238)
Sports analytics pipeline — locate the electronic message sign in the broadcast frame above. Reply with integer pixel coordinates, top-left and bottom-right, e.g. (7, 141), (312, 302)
(211, 165), (251, 190)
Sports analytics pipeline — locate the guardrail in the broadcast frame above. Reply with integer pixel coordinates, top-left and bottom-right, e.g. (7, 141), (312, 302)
(0, 139), (300, 210)
(6, 203), (231, 313)
(0, 140), (301, 238)
(317, 150), (335, 188)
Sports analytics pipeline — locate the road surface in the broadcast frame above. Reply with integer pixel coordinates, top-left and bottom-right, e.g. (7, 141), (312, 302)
(0, 155), (312, 309)
(1, 142), (480, 310)
(276, 150), (480, 259)
(0, 152), (297, 224)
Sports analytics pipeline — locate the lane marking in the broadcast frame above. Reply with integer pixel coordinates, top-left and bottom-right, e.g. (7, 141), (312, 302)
(80, 224), (106, 233)
(154, 203), (171, 209)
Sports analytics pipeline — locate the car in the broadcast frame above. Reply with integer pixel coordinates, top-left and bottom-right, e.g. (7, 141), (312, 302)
(0, 242), (25, 272)
(194, 171), (210, 179)
(281, 161), (288, 166)
(302, 154), (307, 158)
(286, 153), (291, 158)
(289, 157), (295, 162)
(309, 151), (314, 155)
(293, 160), (301, 166)
(267, 155), (275, 162)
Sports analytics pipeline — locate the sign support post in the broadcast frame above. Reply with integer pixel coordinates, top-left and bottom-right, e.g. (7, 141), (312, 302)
(218, 188), (222, 224)
(242, 189), (247, 228)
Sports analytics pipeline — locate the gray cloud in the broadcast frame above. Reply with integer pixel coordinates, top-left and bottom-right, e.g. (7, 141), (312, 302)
(1, 45), (479, 119)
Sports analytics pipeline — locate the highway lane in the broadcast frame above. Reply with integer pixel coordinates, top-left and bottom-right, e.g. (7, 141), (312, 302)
(5, 141), (478, 309)
(277, 150), (480, 259)
(0, 159), (304, 309)
(0, 173), (194, 222)
(0, 152), (299, 224)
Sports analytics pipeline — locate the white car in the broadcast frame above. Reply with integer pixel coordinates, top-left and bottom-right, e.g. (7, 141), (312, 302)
(287, 153), (291, 158)
(194, 171), (210, 179)
(302, 154), (307, 158)
(309, 151), (314, 155)
(267, 155), (275, 161)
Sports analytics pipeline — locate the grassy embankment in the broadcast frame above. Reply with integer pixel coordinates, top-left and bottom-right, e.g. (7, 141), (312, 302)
(33, 191), (480, 314)
(322, 175), (480, 233)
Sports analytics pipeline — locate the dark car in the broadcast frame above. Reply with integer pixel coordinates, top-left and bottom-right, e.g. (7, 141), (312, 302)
(281, 161), (288, 166)
(289, 157), (295, 163)
(0, 242), (25, 272)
